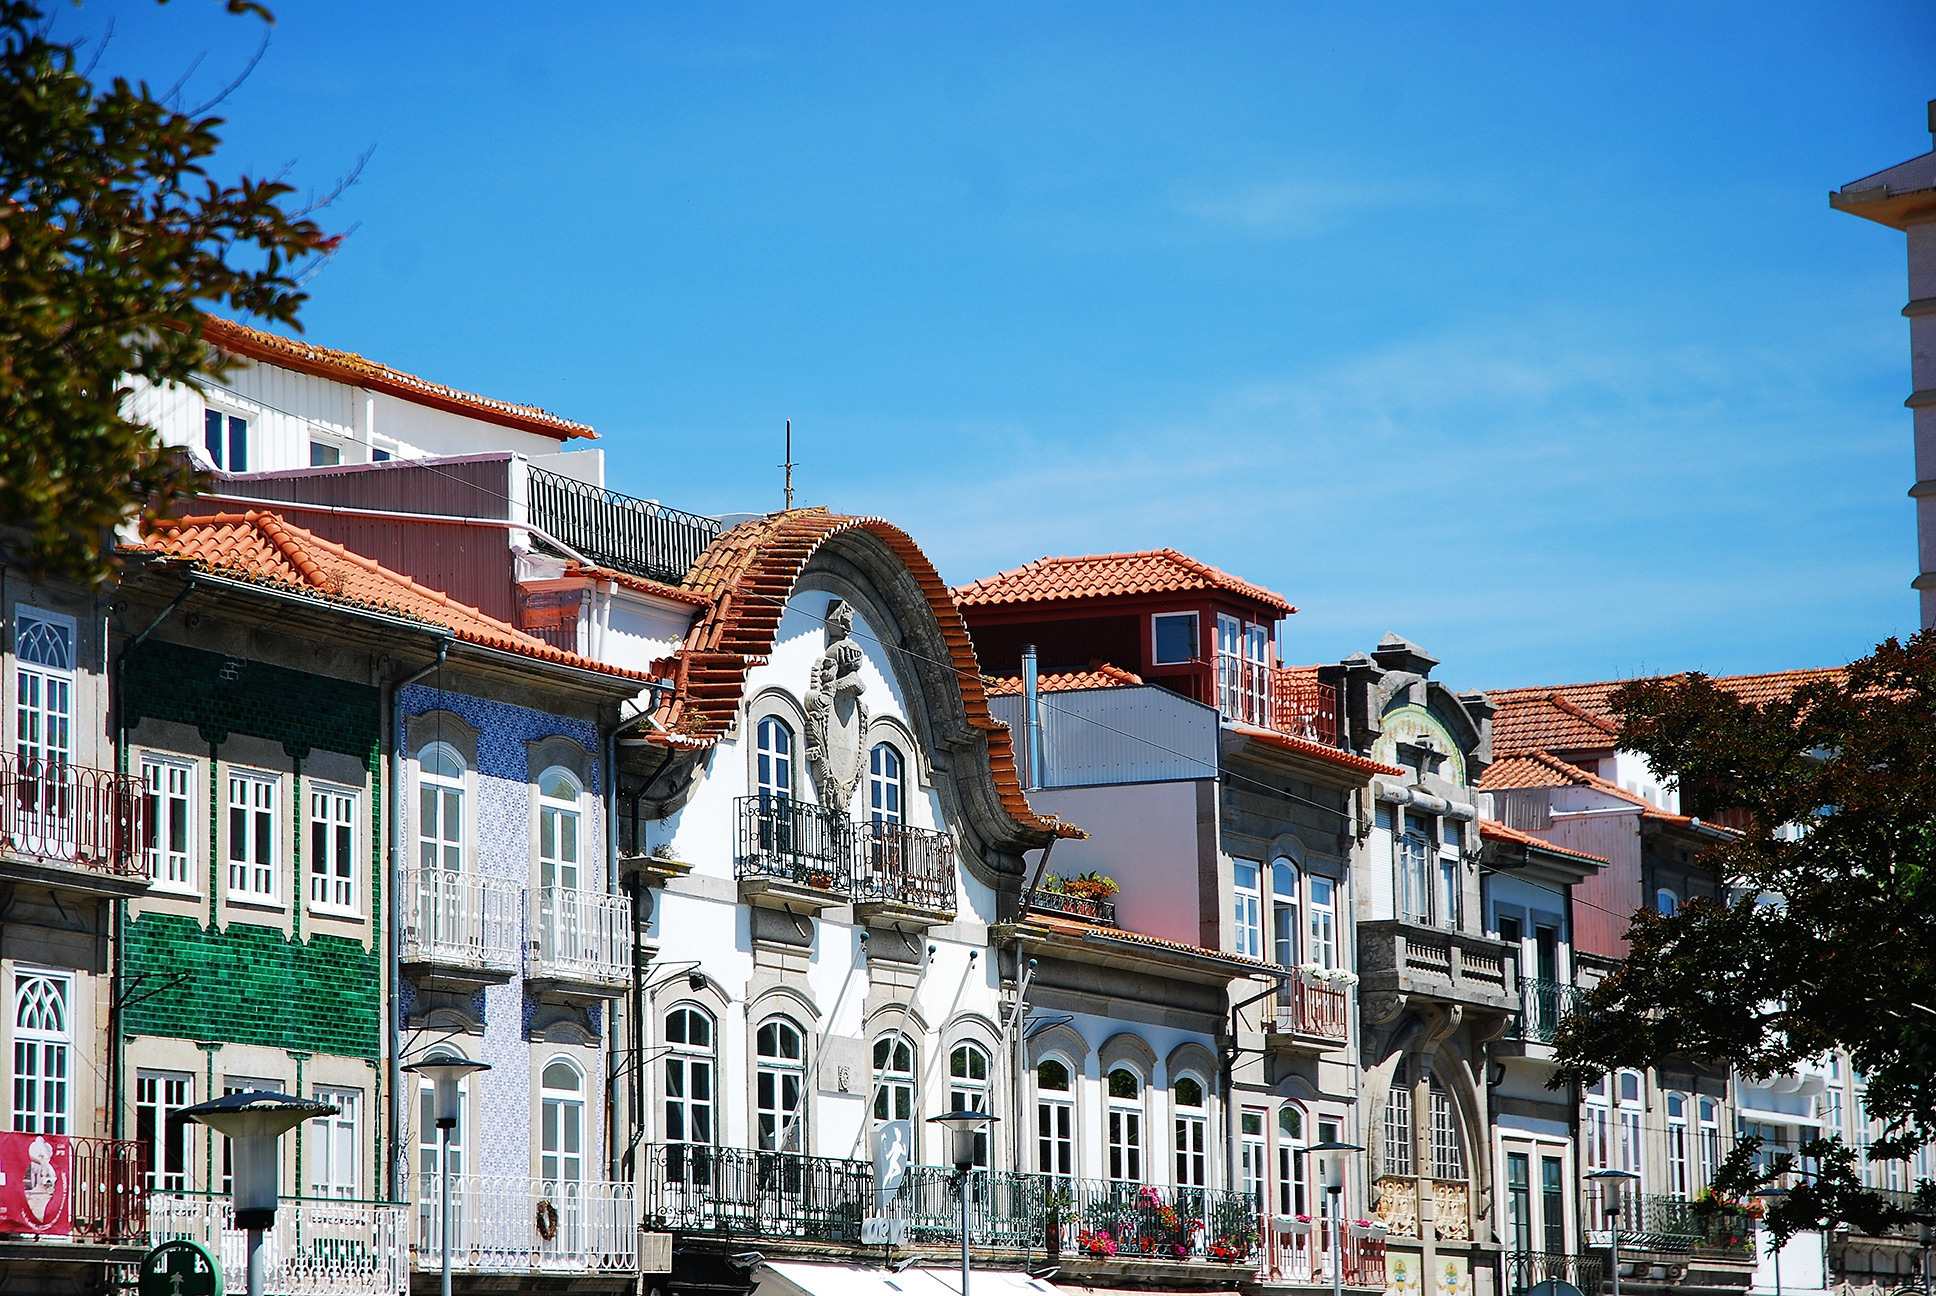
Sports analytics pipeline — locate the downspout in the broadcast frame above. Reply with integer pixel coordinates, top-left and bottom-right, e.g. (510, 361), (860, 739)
(387, 637), (450, 1201)
(111, 575), (197, 1142)
(602, 694), (666, 1185)
(1022, 645), (1042, 792)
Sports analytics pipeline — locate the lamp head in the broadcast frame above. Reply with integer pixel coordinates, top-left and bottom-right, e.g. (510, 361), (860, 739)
(403, 1055), (491, 1129)
(1309, 1139), (1363, 1192)
(181, 1091), (337, 1227)
(927, 1108), (997, 1173)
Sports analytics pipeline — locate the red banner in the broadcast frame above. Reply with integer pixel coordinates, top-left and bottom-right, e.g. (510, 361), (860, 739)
(0, 1131), (71, 1236)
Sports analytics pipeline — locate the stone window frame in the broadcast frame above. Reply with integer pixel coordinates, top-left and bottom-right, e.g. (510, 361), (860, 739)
(533, 763), (592, 894)
(746, 687), (809, 805)
(410, 715), (479, 880)
(748, 991), (814, 1154)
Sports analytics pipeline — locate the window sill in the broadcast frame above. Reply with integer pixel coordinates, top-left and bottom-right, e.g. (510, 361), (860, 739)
(307, 905), (365, 923)
(225, 894), (285, 913)
(146, 883), (203, 900)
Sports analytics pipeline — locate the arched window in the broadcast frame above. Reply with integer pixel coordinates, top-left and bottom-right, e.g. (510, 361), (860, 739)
(1036, 1058), (1073, 1179)
(1175, 1075), (1208, 1188)
(1428, 1074), (1464, 1181)
(872, 1035), (916, 1139)
(538, 769), (583, 892)
(1277, 1104), (1306, 1215)
(1308, 875), (1338, 968)
(1233, 860), (1263, 958)
(418, 744), (465, 875)
(1697, 1097), (1720, 1188)
(756, 718), (794, 805)
(949, 1042), (991, 1167)
(1106, 1067), (1143, 1183)
(541, 1059), (585, 1186)
(1656, 888), (1679, 917)
(1383, 1058), (1413, 1177)
(1666, 1092), (1690, 1197)
(415, 1048), (471, 1242)
(1271, 860), (1300, 968)
(1616, 1070), (1644, 1186)
(665, 1006), (715, 1176)
(1583, 1075), (1610, 1173)
(870, 745), (903, 825)
(13, 973), (70, 1133)
(757, 1018), (806, 1151)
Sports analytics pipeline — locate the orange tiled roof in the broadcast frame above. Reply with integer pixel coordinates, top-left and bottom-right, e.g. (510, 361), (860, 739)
(563, 562), (713, 607)
(1228, 721), (1406, 778)
(1487, 669), (1846, 758)
(983, 662), (1144, 696)
(1478, 818), (1609, 866)
(1477, 748), (1711, 828)
(133, 511), (650, 681)
(953, 549), (1295, 615)
(1024, 912), (1275, 973)
(203, 317), (594, 442)
(658, 508), (1081, 841)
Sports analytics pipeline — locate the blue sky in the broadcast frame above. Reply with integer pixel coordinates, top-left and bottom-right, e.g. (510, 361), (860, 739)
(83, 1), (1936, 690)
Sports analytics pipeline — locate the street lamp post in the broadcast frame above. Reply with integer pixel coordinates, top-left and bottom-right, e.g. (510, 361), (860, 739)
(1754, 1187), (1791, 1296)
(1310, 1141), (1365, 1296)
(929, 1109), (998, 1296)
(405, 1056), (492, 1296)
(1588, 1168), (1640, 1296)
(181, 1090), (339, 1296)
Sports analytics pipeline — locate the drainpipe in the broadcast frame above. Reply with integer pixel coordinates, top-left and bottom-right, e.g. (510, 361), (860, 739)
(387, 637), (450, 1202)
(1022, 646), (1042, 791)
(601, 694), (666, 1187)
(111, 576), (198, 1141)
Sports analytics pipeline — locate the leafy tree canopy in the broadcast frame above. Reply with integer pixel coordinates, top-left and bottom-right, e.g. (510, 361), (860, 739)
(0, 0), (336, 587)
(1554, 632), (1936, 1239)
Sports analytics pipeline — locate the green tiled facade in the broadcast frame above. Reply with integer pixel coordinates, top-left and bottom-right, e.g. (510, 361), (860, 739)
(123, 639), (384, 1060)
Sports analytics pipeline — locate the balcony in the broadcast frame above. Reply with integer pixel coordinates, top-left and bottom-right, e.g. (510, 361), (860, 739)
(525, 465), (721, 585)
(637, 1145), (1265, 1266)
(399, 867), (521, 992)
(853, 820), (957, 921)
(1265, 1221), (1388, 1289)
(416, 1174), (637, 1274)
(525, 886), (633, 1002)
(1507, 978), (1589, 1046)
(1028, 878), (1119, 926)
(1606, 1195), (1755, 1258)
(0, 1134), (146, 1246)
(734, 796), (853, 909)
(1357, 921), (1517, 1013)
(1272, 667), (1341, 748)
(1504, 1252), (1605, 1296)
(1266, 974), (1351, 1044)
(149, 1193), (411, 1295)
(0, 753), (148, 895)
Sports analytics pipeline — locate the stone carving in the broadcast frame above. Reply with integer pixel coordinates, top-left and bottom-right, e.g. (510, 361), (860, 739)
(1376, 1176), (1419, 1238)
(1432, 1179), (1471, 1240)
(805, 599), (869, 811)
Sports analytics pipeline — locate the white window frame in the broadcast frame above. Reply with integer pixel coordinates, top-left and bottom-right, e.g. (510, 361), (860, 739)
(756, 717), (795, 804)
(1666, 1092), (1690, 1198)
(1309, 874), (1338, 968)
(758, 1017), (807, 1152)
(538, 767), (584, 893)
(203, 406), (251, 473)
(540, 1058), (586, 1187)
(1232, 859), (1263, 959)
(871, 1033), (915, 1141)
(12, 971), (71, 1133)
(949, 1041), (992, 1168)
(1276, 1103), (1306, 1216)
(143, 756), (198, 893)
(1035, 1057), (1074, 1180)
(664, 1005), (716, 1155)
(226, 768), (280, 905)
(1105, 1067), (1144, 1183)
(1271, 859), (1300, 968)
(869, 744), (904, 825)
(1151, 612), (1199, 666)
(136, 1070), (192, 1191)
(1239, 1106), (1266, 1209)
(307, 782), (358, 915)
(1175, 1075), (1209, 1188)
(417, 743), (466, 876)
(310, 1086), (362, 1199)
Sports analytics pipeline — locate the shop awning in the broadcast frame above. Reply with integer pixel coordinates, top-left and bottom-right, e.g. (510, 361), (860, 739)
(755, 1262), (1063, 1296)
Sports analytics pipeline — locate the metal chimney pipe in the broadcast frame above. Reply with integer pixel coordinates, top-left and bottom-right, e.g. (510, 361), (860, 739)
(1022, 645), (1042, 791)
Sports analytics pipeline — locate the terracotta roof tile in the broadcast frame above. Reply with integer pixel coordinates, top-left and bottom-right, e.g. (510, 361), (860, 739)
(132, 511), (650, 681)
(1022, 913), (1275, 973)
(656, 508), (1081, 841)
(1228, 721), (1406, 777)
(1487, 669), (1846, 758)
(202, 317), (593, 442)
(1477, 749), (1714, 828)
(1478, 818), (1609, 866)
(983, 662), (1144, 696)
(953, 549), (1295, 615)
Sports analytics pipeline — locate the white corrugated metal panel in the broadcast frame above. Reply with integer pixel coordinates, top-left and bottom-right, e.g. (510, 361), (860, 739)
(990, 685), (1218, 788)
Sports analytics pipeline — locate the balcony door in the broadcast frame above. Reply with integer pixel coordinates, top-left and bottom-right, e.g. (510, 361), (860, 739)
(538, 769), (586, 966)
(417, 1059), (469, 1252)
(541, 1060), (587, 1252)
(12, 609), (74, 852)
(664, 1007), (715, 1191)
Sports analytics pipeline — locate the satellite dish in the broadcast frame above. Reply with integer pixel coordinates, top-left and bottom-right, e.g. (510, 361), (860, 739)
(1527, 1281), (1585, 1296)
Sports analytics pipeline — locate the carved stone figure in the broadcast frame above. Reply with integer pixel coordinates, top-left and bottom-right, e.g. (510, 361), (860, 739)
(805, 598), (869, 811)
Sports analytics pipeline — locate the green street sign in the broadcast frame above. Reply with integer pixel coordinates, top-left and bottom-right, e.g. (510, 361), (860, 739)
(140, 1239), (223, 1296)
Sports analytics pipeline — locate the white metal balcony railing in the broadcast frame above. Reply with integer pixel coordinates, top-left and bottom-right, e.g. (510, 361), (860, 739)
(416, 1174), (638, 1273)
(400, 868), (522, 976)
(149, 1193), (411, 1296)
(526, 885), (633, 989)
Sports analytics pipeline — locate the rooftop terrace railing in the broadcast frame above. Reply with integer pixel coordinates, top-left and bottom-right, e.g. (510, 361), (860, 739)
(525, 466), (721, 585)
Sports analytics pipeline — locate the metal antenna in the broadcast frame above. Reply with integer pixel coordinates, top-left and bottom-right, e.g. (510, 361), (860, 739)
(782, 419), (796, 511)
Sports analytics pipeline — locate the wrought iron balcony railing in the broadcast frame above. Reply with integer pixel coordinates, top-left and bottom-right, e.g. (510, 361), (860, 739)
(416, 1174), (638, 1274)
(17, 1134), (147, 1243)
(526, 886), (633, 993)
(1027, 887), (1118, 926)
(1510, 978), (1588, 1044)
(1265, 1220), (1387, 1288)
(400, 868), (522, 979)
(1, 752), (145, 876)
(853, 820), (956, 913)
(640, 1144), (871, 1242)
(734, 796), (853, 897)
(525, 466), (721, 585)
(1504, 1251), (1604, 1296)
(1270, 976), (1350, 1041)
(1272, 668), (1341, 748)
(1588, 1193), (1756, 1255)
(150, 1192), (411, 1295)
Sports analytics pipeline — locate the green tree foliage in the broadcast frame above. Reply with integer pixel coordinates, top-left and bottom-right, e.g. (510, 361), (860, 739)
(0, 0), (337, 587)
(1554, 633), (1936, 1238)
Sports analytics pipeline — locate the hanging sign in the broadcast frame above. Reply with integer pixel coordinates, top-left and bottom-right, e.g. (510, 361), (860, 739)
(141, 1239), (224, 1296)
(0, 1131), (70, 1236)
